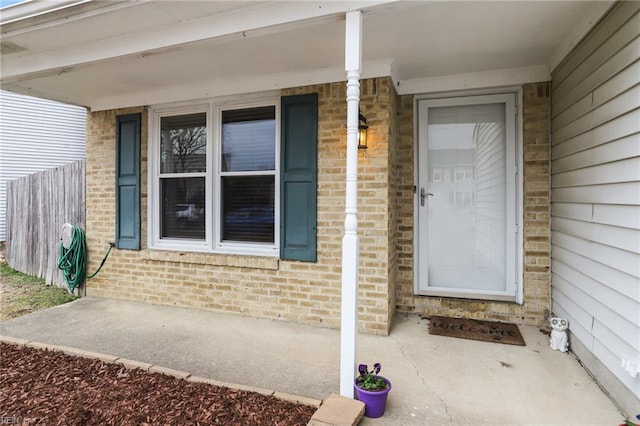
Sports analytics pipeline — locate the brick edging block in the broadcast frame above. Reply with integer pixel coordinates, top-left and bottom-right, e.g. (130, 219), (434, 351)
(188, 375), (275, 397)
(148, 365), (191, 380)
(273, 392), (322, 408)
(0, 335), (30, 346)
(309, 393), (365, 426)
(115, 358), (153, 371)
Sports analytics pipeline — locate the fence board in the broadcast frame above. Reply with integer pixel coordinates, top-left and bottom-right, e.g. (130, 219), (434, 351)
(6, 160), (85, 289)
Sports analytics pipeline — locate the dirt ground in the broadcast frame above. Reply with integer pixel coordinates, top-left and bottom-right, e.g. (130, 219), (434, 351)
(0, 244), (77, 321)
(0, 342), (316, 425)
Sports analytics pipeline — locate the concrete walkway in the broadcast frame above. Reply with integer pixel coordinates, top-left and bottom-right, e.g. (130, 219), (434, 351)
(0, 298), (624, 425)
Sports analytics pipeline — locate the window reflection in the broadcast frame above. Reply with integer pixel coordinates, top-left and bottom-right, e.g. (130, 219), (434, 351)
(161, 177), (205, 240)
(222, 107), (275, 172)
(161, 113), (207, 174)
(222, 176), (274, 243)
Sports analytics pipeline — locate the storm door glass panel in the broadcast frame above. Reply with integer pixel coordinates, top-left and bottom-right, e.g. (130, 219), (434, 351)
(160, 177), (205, 239)
(220, 106), (276, 244)
(427, 103), (506, 291)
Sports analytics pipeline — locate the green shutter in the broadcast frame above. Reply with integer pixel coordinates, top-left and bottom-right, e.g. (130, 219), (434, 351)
(116, 113), (141, 250)
(280, 94), (318, 261)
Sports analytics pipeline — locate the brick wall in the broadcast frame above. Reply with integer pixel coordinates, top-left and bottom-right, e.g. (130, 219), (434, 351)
(387, 87), (400, 328)
(86, 78), (396, 335)
(394, 82), (551, 325)
(85, 79), (551, 335)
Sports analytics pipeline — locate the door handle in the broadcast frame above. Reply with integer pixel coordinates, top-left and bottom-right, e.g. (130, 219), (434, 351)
(420, 188), (434, 206)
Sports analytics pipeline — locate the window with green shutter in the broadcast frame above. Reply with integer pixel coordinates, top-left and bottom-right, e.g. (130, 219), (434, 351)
(147, 94), (317, 261)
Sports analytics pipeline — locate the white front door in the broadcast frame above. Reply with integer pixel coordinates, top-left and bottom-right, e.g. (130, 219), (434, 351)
(416, 93), (520, 301)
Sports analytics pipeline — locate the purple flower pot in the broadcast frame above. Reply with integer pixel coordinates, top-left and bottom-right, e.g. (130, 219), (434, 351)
(354, 376), (392, 418)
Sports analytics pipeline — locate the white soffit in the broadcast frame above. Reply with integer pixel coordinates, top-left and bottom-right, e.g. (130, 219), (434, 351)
(83, 59), (395, 112)
(376, 1), (608, 94)
(0, 1), (613, 109)
(0, 1), (394, 81)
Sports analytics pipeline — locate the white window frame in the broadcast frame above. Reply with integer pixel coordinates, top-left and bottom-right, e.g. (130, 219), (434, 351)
(213, 100), (280, 255)
(148, 96), (280, 257)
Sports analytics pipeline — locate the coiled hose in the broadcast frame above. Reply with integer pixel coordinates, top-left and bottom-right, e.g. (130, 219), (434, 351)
(57, 226), (113, 293)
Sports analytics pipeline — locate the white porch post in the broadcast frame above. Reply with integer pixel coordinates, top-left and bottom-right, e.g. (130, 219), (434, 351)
(340, 10), (362, 398)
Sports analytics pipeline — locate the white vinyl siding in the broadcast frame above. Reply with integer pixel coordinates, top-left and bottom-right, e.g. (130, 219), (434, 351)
(0, 90), (86, 241)
(550, 0), (640, 408)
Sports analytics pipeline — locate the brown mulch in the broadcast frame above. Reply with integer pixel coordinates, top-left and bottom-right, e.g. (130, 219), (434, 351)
(0, 343), (316, 425)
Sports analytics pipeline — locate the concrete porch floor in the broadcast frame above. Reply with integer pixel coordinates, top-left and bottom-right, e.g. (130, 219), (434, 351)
(0, 297), (624, 425)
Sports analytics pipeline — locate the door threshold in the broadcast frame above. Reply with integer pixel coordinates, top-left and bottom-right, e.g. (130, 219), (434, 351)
(417, 289), (517, 303)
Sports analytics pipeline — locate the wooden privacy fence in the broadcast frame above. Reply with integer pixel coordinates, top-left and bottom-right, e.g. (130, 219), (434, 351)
(6, 160), (85, 288)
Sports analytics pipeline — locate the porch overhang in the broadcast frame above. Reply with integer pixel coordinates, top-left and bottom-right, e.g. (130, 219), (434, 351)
(0, 0), (614, 111)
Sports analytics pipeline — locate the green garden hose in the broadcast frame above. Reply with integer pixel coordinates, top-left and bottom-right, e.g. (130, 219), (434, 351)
(57, 226), (114, 293)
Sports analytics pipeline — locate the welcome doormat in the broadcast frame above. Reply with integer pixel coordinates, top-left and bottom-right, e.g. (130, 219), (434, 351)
(428, 316), (526, 346)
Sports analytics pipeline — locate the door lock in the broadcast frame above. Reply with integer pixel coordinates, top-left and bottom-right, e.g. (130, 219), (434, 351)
(420, 188), (433, 206)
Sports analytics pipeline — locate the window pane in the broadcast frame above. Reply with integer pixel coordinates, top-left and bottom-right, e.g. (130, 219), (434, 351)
(222, 107), (275, 172)
(222, 176), (274, 243)
(161, 177), (205, 240)
(161, 113), (207, 174)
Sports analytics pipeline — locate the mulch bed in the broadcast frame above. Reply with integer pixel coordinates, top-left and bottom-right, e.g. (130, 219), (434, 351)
(0, 343), (315, 425)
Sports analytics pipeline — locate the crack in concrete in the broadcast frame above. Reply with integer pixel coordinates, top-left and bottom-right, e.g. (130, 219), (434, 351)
(389, 331), (453, 422)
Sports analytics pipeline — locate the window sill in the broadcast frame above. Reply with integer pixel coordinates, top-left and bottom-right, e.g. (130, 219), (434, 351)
(146, 249), (279, 270)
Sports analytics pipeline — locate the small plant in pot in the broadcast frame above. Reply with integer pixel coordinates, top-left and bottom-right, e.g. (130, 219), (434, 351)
(354, 363), (392, 418)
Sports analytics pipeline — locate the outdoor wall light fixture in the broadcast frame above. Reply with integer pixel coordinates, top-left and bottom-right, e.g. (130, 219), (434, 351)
(358, 112), (369, 149)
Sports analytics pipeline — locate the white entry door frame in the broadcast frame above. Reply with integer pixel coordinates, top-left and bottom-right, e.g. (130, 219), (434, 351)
(414, 89), (524, 303)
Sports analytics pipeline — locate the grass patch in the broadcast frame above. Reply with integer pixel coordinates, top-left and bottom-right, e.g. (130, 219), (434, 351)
(0, 262), (77, 321)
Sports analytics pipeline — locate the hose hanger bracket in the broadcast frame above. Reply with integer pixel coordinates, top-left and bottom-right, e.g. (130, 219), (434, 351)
(61, 223), (73, 249)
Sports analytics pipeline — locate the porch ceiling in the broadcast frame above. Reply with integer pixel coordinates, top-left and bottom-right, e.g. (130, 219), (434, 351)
(0, 1), (613, 110)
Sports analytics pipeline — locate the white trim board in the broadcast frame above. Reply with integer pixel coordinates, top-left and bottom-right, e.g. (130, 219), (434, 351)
(395, 66), (550, 96)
